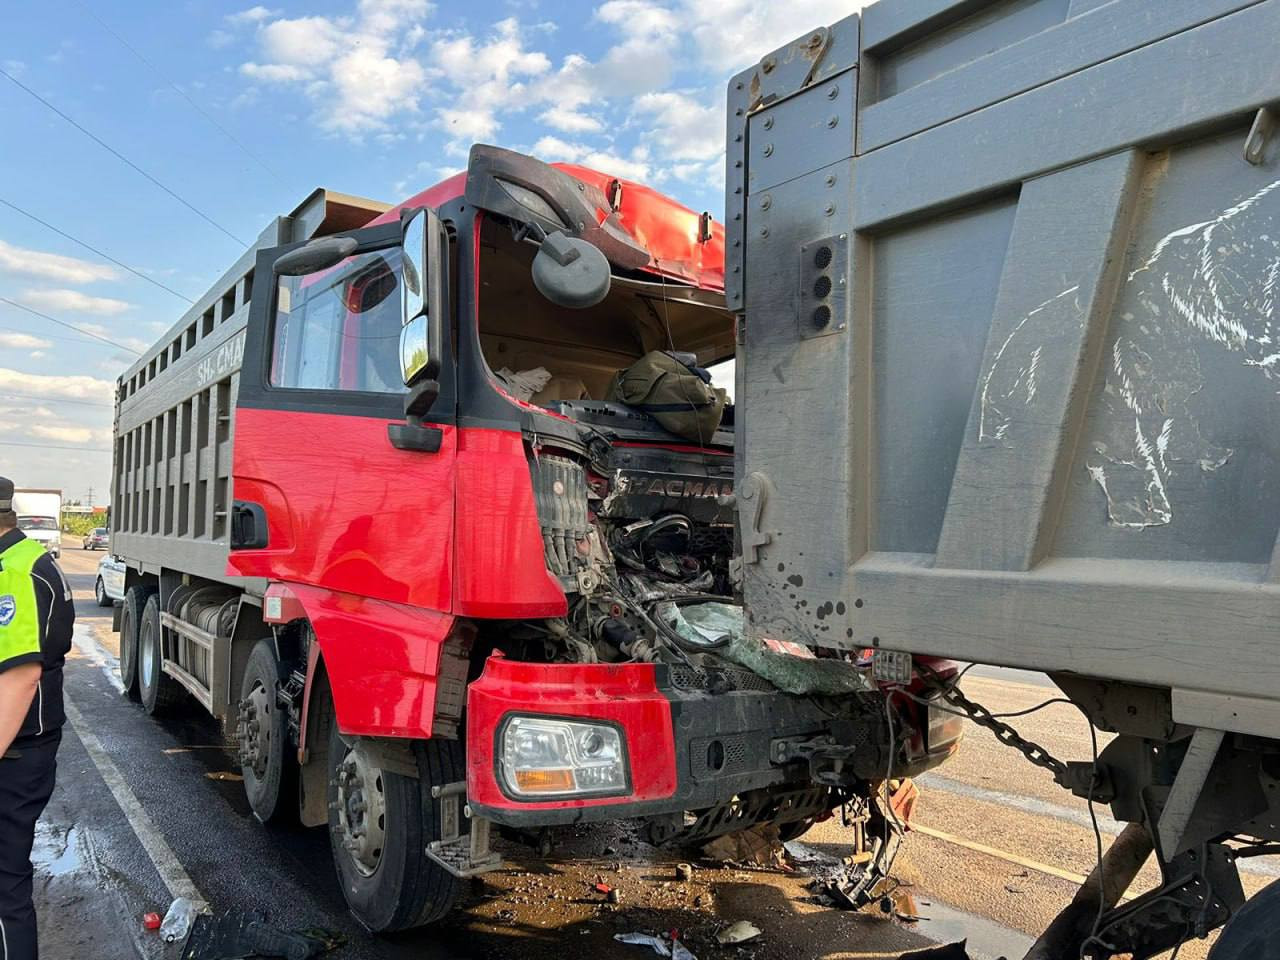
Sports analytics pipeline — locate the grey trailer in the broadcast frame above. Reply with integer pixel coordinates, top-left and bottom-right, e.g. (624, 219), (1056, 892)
(728, 1), (1280, 956)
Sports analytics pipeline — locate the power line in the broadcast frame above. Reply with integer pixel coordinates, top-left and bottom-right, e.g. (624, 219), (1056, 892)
(0, 392), (114, 409)
(0, 65), (249, 247)
(1, 440), (111, 454)
(74, 2), (285, 187)
(0, 297), (140, 354)
(0, 197), (195, 304)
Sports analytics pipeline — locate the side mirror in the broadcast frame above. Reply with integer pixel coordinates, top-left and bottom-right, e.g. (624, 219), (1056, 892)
(402, 209), (426, 325)
(273, 235), (358, 276)
(397, 207), (444, 388)
(532, 232), (612, 309)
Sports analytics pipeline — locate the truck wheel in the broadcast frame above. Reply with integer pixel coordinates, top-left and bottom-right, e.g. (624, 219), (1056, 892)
(237, 639), (296, 823)
(138, 594), (182, 715)
(94, 576), (111, 608)
(119, 585), (153, 701)
(327, 724), (464, 931)
(1207, 877), (1280, 960)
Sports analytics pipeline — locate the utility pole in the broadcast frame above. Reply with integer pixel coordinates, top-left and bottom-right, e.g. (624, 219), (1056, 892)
(86, 485), (94, 508)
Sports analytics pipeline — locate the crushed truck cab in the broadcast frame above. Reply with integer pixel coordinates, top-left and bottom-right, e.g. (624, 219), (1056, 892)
(107, 144), (959, 932)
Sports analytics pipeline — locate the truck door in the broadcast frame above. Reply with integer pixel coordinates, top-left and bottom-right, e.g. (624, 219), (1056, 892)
(227, 214), (457, 612)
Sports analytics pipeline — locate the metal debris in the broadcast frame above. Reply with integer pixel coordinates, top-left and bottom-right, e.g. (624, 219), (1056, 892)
(715, 920), (762, 945)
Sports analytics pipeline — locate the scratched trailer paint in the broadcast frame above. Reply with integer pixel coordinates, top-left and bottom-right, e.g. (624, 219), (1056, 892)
(728, 0), (1280, 731)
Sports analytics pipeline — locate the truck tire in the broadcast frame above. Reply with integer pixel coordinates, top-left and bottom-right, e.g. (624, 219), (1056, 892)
(119, 585), (153, 701)
(138, 594), (183, 715)
(327, 724), (464, 931)
(1207, 877), (1280, 960)
(237, 638), (296, 824)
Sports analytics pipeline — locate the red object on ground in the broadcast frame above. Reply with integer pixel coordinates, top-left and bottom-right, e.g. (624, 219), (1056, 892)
(142, 913), (161, 931)
(594, 883), (612, 895)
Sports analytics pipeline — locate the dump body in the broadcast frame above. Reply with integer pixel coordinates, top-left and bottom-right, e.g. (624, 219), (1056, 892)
(729, 1), (1280, 735)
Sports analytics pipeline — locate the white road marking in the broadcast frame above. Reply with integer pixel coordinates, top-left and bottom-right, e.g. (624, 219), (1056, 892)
(63, 697), (207, 910)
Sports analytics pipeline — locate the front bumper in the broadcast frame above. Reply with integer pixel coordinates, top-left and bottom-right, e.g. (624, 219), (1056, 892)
(466, 653), (869, 828)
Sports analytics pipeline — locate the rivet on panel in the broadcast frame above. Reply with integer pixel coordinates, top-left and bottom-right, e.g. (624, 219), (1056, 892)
(760, 228), (769, 238)
(825, 175), (836, 187)
(827, 86), (839, 100)
(760, 195), (772, 210)
(762, 57), (776, 74)
(763, 116), (774, 130)
(827, 116), (839, 129)
(824, 203), (835, 217)
(763, 143), (774, 157)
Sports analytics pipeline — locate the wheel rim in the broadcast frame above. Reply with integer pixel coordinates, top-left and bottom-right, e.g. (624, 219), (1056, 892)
(335, 742), (387, 878)
(140, 619), (156, 688)
(237, 680), (273, 779)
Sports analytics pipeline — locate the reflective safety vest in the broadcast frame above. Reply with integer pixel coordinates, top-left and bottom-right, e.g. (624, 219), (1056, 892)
(0, 536), (45, 669)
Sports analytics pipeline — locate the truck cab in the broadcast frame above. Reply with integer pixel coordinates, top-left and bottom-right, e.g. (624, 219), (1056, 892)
(109, 145), (960, 933)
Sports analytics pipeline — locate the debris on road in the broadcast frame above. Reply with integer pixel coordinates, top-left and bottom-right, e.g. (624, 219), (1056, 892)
(181, 909), (339, 960)
(614, 931), (698, 960)
(675, 862), (693, 882)
(702, 823), (784, 867)
(160, 897), (199, 943)
(715, 920), (762, 945)
(142, 912), (162, 931)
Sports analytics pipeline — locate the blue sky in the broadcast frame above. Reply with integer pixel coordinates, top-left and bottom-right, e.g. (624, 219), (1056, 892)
(2, 0), (864, 503)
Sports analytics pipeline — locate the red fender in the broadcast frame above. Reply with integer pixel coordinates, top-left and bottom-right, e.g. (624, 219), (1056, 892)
(263, 581), (455, 749)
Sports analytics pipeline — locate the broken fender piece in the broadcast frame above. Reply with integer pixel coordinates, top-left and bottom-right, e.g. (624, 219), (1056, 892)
(715, 920), (763, 945)
(614, 932), (698, 960)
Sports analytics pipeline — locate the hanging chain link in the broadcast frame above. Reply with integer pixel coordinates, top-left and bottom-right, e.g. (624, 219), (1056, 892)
(917, 665), (1070, 783)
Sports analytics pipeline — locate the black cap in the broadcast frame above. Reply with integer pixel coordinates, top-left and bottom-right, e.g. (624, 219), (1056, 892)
(0, 477), (11, 512)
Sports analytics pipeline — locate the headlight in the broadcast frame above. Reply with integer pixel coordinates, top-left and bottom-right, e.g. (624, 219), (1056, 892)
(499, 716), (628, 799)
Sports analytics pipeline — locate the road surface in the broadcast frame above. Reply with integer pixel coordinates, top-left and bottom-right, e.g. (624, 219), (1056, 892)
(34, 543), (1268, 959)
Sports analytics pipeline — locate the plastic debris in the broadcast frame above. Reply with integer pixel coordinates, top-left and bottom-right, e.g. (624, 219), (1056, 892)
(675, 862), (693, 882)
(160, 897), (198, 943)
(657, 601), (872, 695)
(715, 920), (762, 945)
(142, 912), (162, 931)
(594, 882), (613, 895)
(614, 932), (698, 960)
(181, 909), (335, 960)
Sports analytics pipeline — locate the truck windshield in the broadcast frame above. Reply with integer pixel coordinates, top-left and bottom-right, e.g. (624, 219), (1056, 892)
(271, 248), (405, 394)
(19, 517), (58, 531)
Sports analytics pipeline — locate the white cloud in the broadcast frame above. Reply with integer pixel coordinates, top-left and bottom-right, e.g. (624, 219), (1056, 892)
(19, 289), (131, 316)
(633, 90), (723, 163)
(538, 105), (603, 134)
(239, 0), (434, 135)
(679, 0), (869, 74)
(530, 136), (652, 182)
(29, 424), (99, 445)
(0, 368), (115, 403)
(227, 5), (280, 24)
(0, 240), (122, 285)
(0, 332), (53, 350)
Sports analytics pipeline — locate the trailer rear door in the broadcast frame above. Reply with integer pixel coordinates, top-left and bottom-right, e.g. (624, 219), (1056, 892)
(729, 0), (1280, 727)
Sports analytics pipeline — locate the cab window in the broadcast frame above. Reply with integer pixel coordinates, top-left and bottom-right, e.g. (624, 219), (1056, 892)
(271, 249), (404, 393)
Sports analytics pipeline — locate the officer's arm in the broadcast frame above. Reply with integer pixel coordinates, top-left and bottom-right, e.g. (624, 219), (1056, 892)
(0, 662), (41, 756)
(34, 552), (75, 647)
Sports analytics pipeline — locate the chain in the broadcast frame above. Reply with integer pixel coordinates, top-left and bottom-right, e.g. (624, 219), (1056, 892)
(917, 665), (1069, 783)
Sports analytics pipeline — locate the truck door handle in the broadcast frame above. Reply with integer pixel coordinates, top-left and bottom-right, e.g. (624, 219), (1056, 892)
(230, 501), (269, 549)
(388, 422), (444, 453)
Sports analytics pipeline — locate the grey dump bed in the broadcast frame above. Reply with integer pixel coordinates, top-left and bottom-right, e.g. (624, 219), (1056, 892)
(729, 0), (1280, 733)
(110, 190), (389, 591)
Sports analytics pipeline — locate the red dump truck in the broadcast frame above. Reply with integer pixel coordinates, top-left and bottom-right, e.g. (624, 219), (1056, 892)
(108, 147), (960, 931)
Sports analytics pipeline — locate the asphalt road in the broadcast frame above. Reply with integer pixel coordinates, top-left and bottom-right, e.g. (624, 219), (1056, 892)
(33, 543), (1270, 960)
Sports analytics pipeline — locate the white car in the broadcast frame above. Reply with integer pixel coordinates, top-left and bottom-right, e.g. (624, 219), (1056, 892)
(95, 554), (127, 608)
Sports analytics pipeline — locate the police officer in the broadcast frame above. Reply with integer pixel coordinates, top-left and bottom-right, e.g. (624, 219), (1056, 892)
(0, 476), (73, 960)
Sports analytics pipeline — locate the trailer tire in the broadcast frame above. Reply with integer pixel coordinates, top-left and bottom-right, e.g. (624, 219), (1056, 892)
(238, 638), (296, 824)
(327, 724), (464, 932)
(119, 585), (153, 701)
(138, 594), (183, 715)
(1207, 876), (1280, 960)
